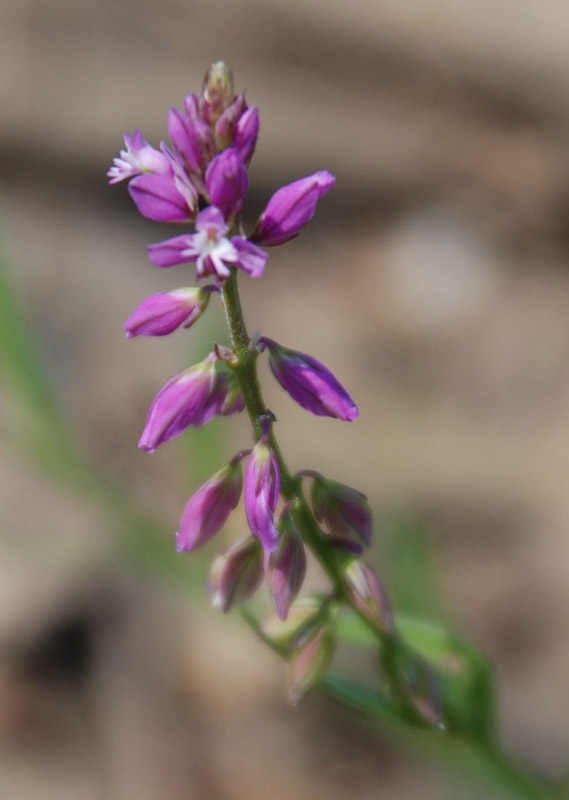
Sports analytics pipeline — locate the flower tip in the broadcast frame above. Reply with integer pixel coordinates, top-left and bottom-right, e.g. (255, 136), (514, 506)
(346, 404), (359, 421)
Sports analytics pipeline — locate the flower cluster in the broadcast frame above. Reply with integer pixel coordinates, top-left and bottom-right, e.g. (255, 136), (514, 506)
(111, 62), (393, 702)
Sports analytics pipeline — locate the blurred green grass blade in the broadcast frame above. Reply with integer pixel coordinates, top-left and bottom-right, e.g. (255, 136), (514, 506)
(383, 513), (442, 619)
(0, 245), (62, 424)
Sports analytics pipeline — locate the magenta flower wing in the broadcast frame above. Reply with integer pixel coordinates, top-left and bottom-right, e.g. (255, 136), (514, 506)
(260, 338), (358, 421)
(244, 437), (281, 552)
(176, 459), (243, 552)
(252, 170), (335, 246)
(123, 288), (212, 338)
(205, 148), (248, 217)
(138, 355), (217, 452)
(232, 106), (259, 164)
(128, 173), (194, 223)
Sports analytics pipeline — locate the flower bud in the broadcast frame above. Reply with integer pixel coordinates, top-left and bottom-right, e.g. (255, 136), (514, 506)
(232, 106), (259, 164)
(167, 107), (203, 173)
(215, 93), (246, 150)
(208, 537), (263, 612)
(252, 170), (335, 246)
(205, 148), (248, 217)
(390, 644), (443, 729)
(310, 474), (372, 553)
(138, 354), (217, 452)
(344, 560), (394, 634)
(176, 458), (243, 552)
(202, 60), (235, 123)
(288, 622), (335, 705)
(244, 427), (281, 552)
(265, 507), (307, 621)
(260, 338), (358, 421)
(123, 287), (212, 338)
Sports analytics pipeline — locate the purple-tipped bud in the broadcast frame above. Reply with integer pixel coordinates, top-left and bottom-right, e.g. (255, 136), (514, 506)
(128, 173), (194, 223)
(393, 647), (443, 729)
(288, 622), (335, 705)
(344, 560), (394, 634)
(260, 338), (358, 421)
(232, 106), (259, 164)
(208, 537), (263, 612)
(265, 506), (307, 621)
(244, 427), (281, 552)
(123, 287), (212, 338)
(138, 354), (217, 452)
(252, 170), (335, 246)
(202, 61), (235, 123)
(176, 458), (243, 552)
(168, 107), (203, 173)
(215, 93), (246, 150)
(205, 148), (248, 217)
(310, 474), (372, 553)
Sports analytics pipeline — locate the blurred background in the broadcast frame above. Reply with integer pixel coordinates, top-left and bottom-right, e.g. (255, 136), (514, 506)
(2, 0), (569, 797)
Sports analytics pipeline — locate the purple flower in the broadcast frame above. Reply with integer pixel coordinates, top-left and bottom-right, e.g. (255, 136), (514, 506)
(252, 170), (335, 246)
(147, 206), (267, 279)
(167, 106), (203, 174)
(260, 338), (358, 421)
(232, 106), (259, 164)
(244, 426), (281, 552)
(265, 506), (307, 621)
(176, 457), (243, 552)
(344, 560), (394, 634)
(310, 474), (372, 553)
(107, 130), (171, 184)
(123, 287), (213, 338)
(205, 148), (248, 217)
(138, 353), (217, 452)
(208, 537), (264, 612)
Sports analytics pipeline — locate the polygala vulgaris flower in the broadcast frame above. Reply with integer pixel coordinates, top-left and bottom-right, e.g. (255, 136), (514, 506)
(309, 473), (372, 553)
(107, 130), (171, 184)
(252, 171), (336, 247)
(138, 353), (217, 452)
(244, 422), (281, 552)
(147, 206), (267, 279)
(344, 560), (394, 634)
(123, 287), (214, 338)
(176, 456), (244, 552)
(208, 537), (264, 612)
(265, 506), (307, 621)
(260, 338), (358, 421)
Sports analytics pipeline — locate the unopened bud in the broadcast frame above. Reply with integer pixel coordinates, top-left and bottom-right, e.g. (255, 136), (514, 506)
(208, 537), (263, 613)
(310, 474), (372, 553)
(344, 560), (394, 634)
(288, 622), (335, 705)
(202, 61), (234, 122)
(265, 506), (307, 621)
